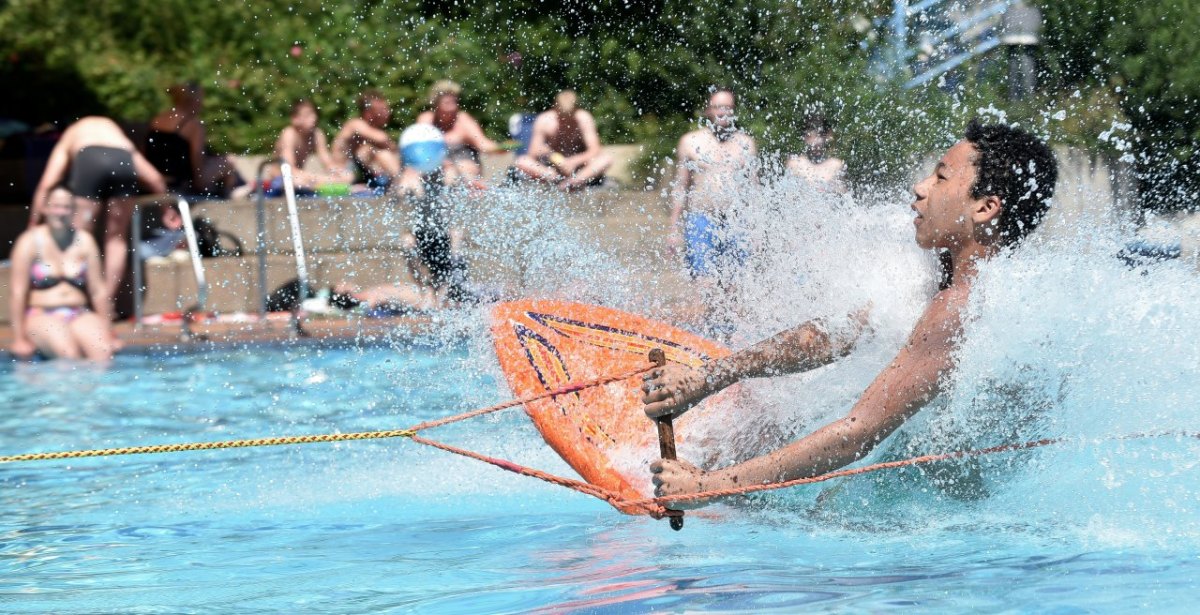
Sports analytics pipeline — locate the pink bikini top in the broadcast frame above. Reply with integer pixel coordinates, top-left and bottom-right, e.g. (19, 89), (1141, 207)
(29, 233), (88, 292)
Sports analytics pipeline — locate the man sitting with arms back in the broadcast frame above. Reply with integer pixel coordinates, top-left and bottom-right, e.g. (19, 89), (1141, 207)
(643, 119), (1058, 506)
(331, 89), (400, 193)
(514, 90), (613, 191)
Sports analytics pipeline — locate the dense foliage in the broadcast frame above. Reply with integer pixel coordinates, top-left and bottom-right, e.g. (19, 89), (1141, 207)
(1, 0), (1195, 202)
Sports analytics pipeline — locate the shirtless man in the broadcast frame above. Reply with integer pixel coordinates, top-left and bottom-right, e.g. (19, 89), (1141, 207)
(669, 88), (758, 277)
(643, 120), (1058, 507)
(274, 99), (353, 190)
(30, 116), (168, 304)
(331, 90), (400, 190)
(786, 113), (847, 194)
(514, 90), (613, 190)
(416, 80), (501, 184)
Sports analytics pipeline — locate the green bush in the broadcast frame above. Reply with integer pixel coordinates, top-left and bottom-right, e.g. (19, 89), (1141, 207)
(3, 0), (1197, 205)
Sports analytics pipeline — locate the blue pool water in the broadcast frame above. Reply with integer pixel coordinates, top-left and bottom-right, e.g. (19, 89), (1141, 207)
(3, 342), (1199, 613)
(6, 187), (1200, 612)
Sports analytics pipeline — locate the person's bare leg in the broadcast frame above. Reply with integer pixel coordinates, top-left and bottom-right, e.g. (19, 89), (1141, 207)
(373, 150), (402, 178)
(447, 159), (481, 184)
(513, 155), (562, 183)
(68, 311), (116, 362)
(74, 198), (101, 235)
(103, 196), (135, 303)
(396, 168), (426, 198)
(441, 161), (463, 186)
(25, 312), (82, 359)
(564, 153), (613, 189)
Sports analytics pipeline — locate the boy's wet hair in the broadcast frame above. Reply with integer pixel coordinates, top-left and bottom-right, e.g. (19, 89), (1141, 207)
(803, 112), (832, 135)
(965, 118), (1058, 246)
(707, 85), (735, 101)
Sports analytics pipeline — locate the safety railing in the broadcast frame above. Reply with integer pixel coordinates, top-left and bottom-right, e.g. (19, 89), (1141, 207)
(131, 161), (315, 338)
(279, 162), (311, 337)
(130, 195), (208, 341)
(253, 158), (279, 318)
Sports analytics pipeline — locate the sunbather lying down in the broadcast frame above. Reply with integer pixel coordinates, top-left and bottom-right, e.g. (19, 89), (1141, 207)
(328, 282), (445, 316)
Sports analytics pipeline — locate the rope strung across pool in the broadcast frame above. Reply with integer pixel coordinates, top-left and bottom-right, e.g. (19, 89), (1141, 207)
(0, 430), (418, 463)
(0, 364), (654, 464)
(3, 360), (1194, 524)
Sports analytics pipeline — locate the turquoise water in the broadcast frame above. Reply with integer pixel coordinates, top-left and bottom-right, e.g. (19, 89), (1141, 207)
(3, 343), (1199, 613)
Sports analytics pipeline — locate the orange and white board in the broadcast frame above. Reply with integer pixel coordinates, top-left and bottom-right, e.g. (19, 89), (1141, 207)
(490, 300), (731, 511)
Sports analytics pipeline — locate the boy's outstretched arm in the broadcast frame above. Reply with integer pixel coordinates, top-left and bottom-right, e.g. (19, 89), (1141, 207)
(643, 307), (871, 420)
(651, 291), (962, 507)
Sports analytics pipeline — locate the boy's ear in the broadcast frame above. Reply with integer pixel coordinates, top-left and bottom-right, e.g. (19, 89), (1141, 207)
(973, 194), (1002, 225)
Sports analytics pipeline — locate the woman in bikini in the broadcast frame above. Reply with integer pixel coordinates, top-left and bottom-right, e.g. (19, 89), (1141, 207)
(10, 185), (117, 362)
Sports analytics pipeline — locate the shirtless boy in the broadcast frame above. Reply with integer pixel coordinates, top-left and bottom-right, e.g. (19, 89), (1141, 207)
(786, 113), (847, 194)
(644, 120), (1058, 507)
(417, 80), (502, 184)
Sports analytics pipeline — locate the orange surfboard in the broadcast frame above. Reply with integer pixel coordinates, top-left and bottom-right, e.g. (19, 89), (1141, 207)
(490, 300), (731, 511)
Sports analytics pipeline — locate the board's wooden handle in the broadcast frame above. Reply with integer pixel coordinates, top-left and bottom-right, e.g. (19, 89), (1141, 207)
(649, 348), (684, 531)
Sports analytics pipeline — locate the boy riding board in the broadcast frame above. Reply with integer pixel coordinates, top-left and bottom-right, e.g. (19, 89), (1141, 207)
(643, 120), (1058, 506)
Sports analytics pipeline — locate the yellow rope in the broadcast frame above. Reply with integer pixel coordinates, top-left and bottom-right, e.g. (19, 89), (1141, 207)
(0, 429), (417, 464)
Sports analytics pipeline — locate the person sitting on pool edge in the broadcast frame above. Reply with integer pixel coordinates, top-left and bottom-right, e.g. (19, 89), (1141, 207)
(417, 80), (505, 185)
(10, 185), (118, 362)
(643, 119), (1058, 507)
(514, 90), (613, 191)
(272, 99), (354, 195)
(332, 89), (401, 194)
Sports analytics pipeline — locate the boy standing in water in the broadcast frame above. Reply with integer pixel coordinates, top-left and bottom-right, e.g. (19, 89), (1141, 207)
(786, 113), (847, 194)
(644, 120), (1057, 505)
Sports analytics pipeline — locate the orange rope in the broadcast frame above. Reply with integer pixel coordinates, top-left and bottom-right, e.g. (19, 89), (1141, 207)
(624, 431), (1200, 510)
(407, 364), (655, 433)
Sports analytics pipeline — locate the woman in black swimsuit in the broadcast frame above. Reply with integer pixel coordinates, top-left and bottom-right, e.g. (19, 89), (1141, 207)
(10, 185), (117, 362)
(30, 116), (167, 309)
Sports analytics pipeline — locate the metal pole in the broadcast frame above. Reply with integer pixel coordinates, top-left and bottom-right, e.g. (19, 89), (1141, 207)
(176, 198), (208, 342)
(280, 163), (310, 337)
(889, 0), (908, 77)
(254, 159), (278, 319)
(131, 203), (143, 330)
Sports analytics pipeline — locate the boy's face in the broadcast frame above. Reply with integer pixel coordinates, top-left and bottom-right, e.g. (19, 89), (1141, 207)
(912, 140), (983, 250)
(363, 98), (391, 127)
(437, 94), (459, 115)
(803, 129), (830, 156)
(706, 92), (735, 128)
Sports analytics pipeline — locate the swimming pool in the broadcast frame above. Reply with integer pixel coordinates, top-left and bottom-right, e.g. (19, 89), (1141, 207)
(3, 340), (1199, 613)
